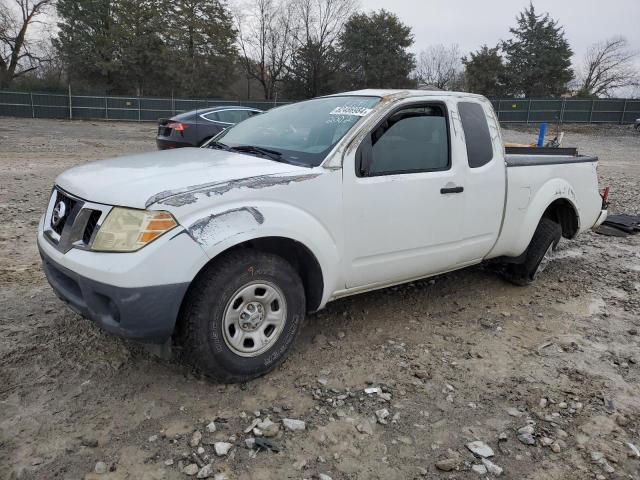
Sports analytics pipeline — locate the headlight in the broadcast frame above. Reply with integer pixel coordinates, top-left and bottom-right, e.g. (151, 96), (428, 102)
(92, 208), (177, 252)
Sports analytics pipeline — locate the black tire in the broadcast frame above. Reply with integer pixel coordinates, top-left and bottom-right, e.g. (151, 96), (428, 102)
(177, 250), (305, 383)
(503, 217), (562, 286)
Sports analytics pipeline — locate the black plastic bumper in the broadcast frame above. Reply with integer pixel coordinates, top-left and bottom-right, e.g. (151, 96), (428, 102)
(156, 137), (194, 150)
(40, 247), (189, 343)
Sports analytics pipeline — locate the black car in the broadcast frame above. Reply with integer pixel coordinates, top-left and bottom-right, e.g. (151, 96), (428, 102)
(156, 106), (262, 149)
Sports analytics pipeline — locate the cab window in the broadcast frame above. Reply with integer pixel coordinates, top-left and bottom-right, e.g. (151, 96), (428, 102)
(360, 104), (450, 176)
(458, 101), (494, 168)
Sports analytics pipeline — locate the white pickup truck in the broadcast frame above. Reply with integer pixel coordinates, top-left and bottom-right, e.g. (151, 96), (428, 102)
(38, 90), (607, 382)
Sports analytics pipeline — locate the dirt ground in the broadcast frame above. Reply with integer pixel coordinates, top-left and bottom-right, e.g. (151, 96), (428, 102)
(0, 118), (639, 480)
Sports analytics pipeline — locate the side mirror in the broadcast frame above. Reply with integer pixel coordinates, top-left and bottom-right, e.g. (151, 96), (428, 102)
(357, 137), (373, 177)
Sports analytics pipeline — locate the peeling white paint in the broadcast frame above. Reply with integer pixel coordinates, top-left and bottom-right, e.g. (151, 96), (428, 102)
(188, 207), (264, 246)
(148, 174), (321, 208)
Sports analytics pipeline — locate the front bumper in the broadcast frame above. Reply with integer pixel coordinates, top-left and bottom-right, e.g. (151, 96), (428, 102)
(40, 245), (189, 342)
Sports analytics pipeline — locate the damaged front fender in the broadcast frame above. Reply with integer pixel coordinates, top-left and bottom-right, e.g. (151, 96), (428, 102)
(187, 206), (265, 246)
(155, 168), (343, 309)
(178, 201), (341, 309)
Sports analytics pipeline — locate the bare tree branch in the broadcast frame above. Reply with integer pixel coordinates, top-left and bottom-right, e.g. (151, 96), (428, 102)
(235, 0), (297, 99)
(414, 44), (463, 90)
(576, 36), (639, 97)
(285, 0), (355, 97)
(0, 0), (55, 88)
(293, 0), (356, 52)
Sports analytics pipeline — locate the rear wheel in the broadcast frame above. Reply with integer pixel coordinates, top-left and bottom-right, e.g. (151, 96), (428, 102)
(177, 250), (305, 383)
(503, 217), (562, 286)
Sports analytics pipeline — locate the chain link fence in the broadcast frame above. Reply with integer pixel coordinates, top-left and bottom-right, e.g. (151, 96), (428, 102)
(490, 98), (640, 124)
(1, 90), (639, 124)
(0, 90), (288, 122)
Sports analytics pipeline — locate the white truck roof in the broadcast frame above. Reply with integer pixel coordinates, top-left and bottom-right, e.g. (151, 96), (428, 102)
(327, 89), (488, 101)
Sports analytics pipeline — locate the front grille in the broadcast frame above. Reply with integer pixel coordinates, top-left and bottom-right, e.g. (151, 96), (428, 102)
(44, 187), (110, 253)
(83, 210), (102, 244)
(51, 190), (77, 235)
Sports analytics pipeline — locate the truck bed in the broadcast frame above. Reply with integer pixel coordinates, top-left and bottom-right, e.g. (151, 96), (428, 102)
(489, 154), (602, 259)
(506, 153), (598, 167)
(505, 146), (579, 156)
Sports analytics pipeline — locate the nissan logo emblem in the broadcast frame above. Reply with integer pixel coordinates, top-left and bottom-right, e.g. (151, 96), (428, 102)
(51, 201), (67, 228)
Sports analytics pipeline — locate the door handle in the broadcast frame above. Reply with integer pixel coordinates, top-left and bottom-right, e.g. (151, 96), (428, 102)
(440, 186), (464, 194)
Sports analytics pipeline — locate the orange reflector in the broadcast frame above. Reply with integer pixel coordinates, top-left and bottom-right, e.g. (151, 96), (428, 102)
(138, 231), (163, 243)
(147, 219), (177, 230)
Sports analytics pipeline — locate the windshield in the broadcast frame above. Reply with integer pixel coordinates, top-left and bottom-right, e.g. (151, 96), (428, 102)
(211, 96), (380, 167)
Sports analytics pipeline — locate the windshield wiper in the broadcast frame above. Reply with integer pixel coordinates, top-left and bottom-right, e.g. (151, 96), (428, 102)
(207, 140), (231, 151)
(230, 145), (284, 162)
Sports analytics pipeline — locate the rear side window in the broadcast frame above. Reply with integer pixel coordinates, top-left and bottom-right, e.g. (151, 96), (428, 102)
(458, 101), (493, 168)
(366, 105), (450, 176)
(216, 110), (247, 124)
(205, 110), (252, 124)
(203, 111), (221, 122)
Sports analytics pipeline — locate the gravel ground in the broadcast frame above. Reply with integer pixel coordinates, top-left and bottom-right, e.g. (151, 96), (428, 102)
(0, 118), (639, 480)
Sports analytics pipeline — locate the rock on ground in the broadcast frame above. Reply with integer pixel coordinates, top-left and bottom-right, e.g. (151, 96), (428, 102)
(282, 418), (306, 431)
(214, 442), (233, 456)
(466, 441), (494, 458)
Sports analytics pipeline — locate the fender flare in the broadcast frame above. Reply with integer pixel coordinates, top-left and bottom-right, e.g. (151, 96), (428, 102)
(507, 178), (581, 257)
(180, 202), (342, 308)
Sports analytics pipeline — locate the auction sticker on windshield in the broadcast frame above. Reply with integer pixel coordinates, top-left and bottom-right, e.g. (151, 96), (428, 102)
(329, 106), (373, 117)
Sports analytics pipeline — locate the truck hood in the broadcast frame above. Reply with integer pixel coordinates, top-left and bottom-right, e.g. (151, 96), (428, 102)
(55, 147), (309, 209)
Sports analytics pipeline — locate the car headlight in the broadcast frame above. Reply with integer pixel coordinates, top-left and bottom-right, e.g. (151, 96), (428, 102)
(92, 208), (178, 252)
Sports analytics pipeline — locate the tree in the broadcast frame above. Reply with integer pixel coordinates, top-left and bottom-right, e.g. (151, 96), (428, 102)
(56, 0), (237, 96)
(338, 9), (415, 90)
(10, 40), (66, 91)
(165, 0), (238, 98)
(0, 0), (54, 88)
(414, 44), (462, 90)
(285, 40), (340, 98)
(55, 0), (122, 93)
(285, 0), (356, 98)
(236, 0), (297, 100)
(462, 45), (507, 97)
(114, 0), (169, 96)
(502, 3), (573, 97)
(575, 37), (639, 98)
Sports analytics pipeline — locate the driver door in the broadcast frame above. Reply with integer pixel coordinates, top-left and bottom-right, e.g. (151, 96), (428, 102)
(343, 101), (465, 289)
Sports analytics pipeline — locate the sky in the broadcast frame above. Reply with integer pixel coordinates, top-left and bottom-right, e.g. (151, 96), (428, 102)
(359, 0), (640, 63)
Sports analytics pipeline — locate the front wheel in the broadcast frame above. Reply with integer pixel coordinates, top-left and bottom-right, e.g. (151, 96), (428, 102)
(177, 250), (305, 383)
(503, 217), (562, 286)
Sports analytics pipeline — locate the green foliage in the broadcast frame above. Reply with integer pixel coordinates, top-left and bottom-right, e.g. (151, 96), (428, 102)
(463, 45), (507, 97)
(284, 41), (341, 99)
(47, 2), (583, 100)
(114, 0), (171, 95)
(573, 87), (598, 99)
(164, 0), (238, 97)
(338, 9), (415, 90)
(55, 0), (120, 93)
(502, 3), (573, 97)
(55, 0), (238, 96)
